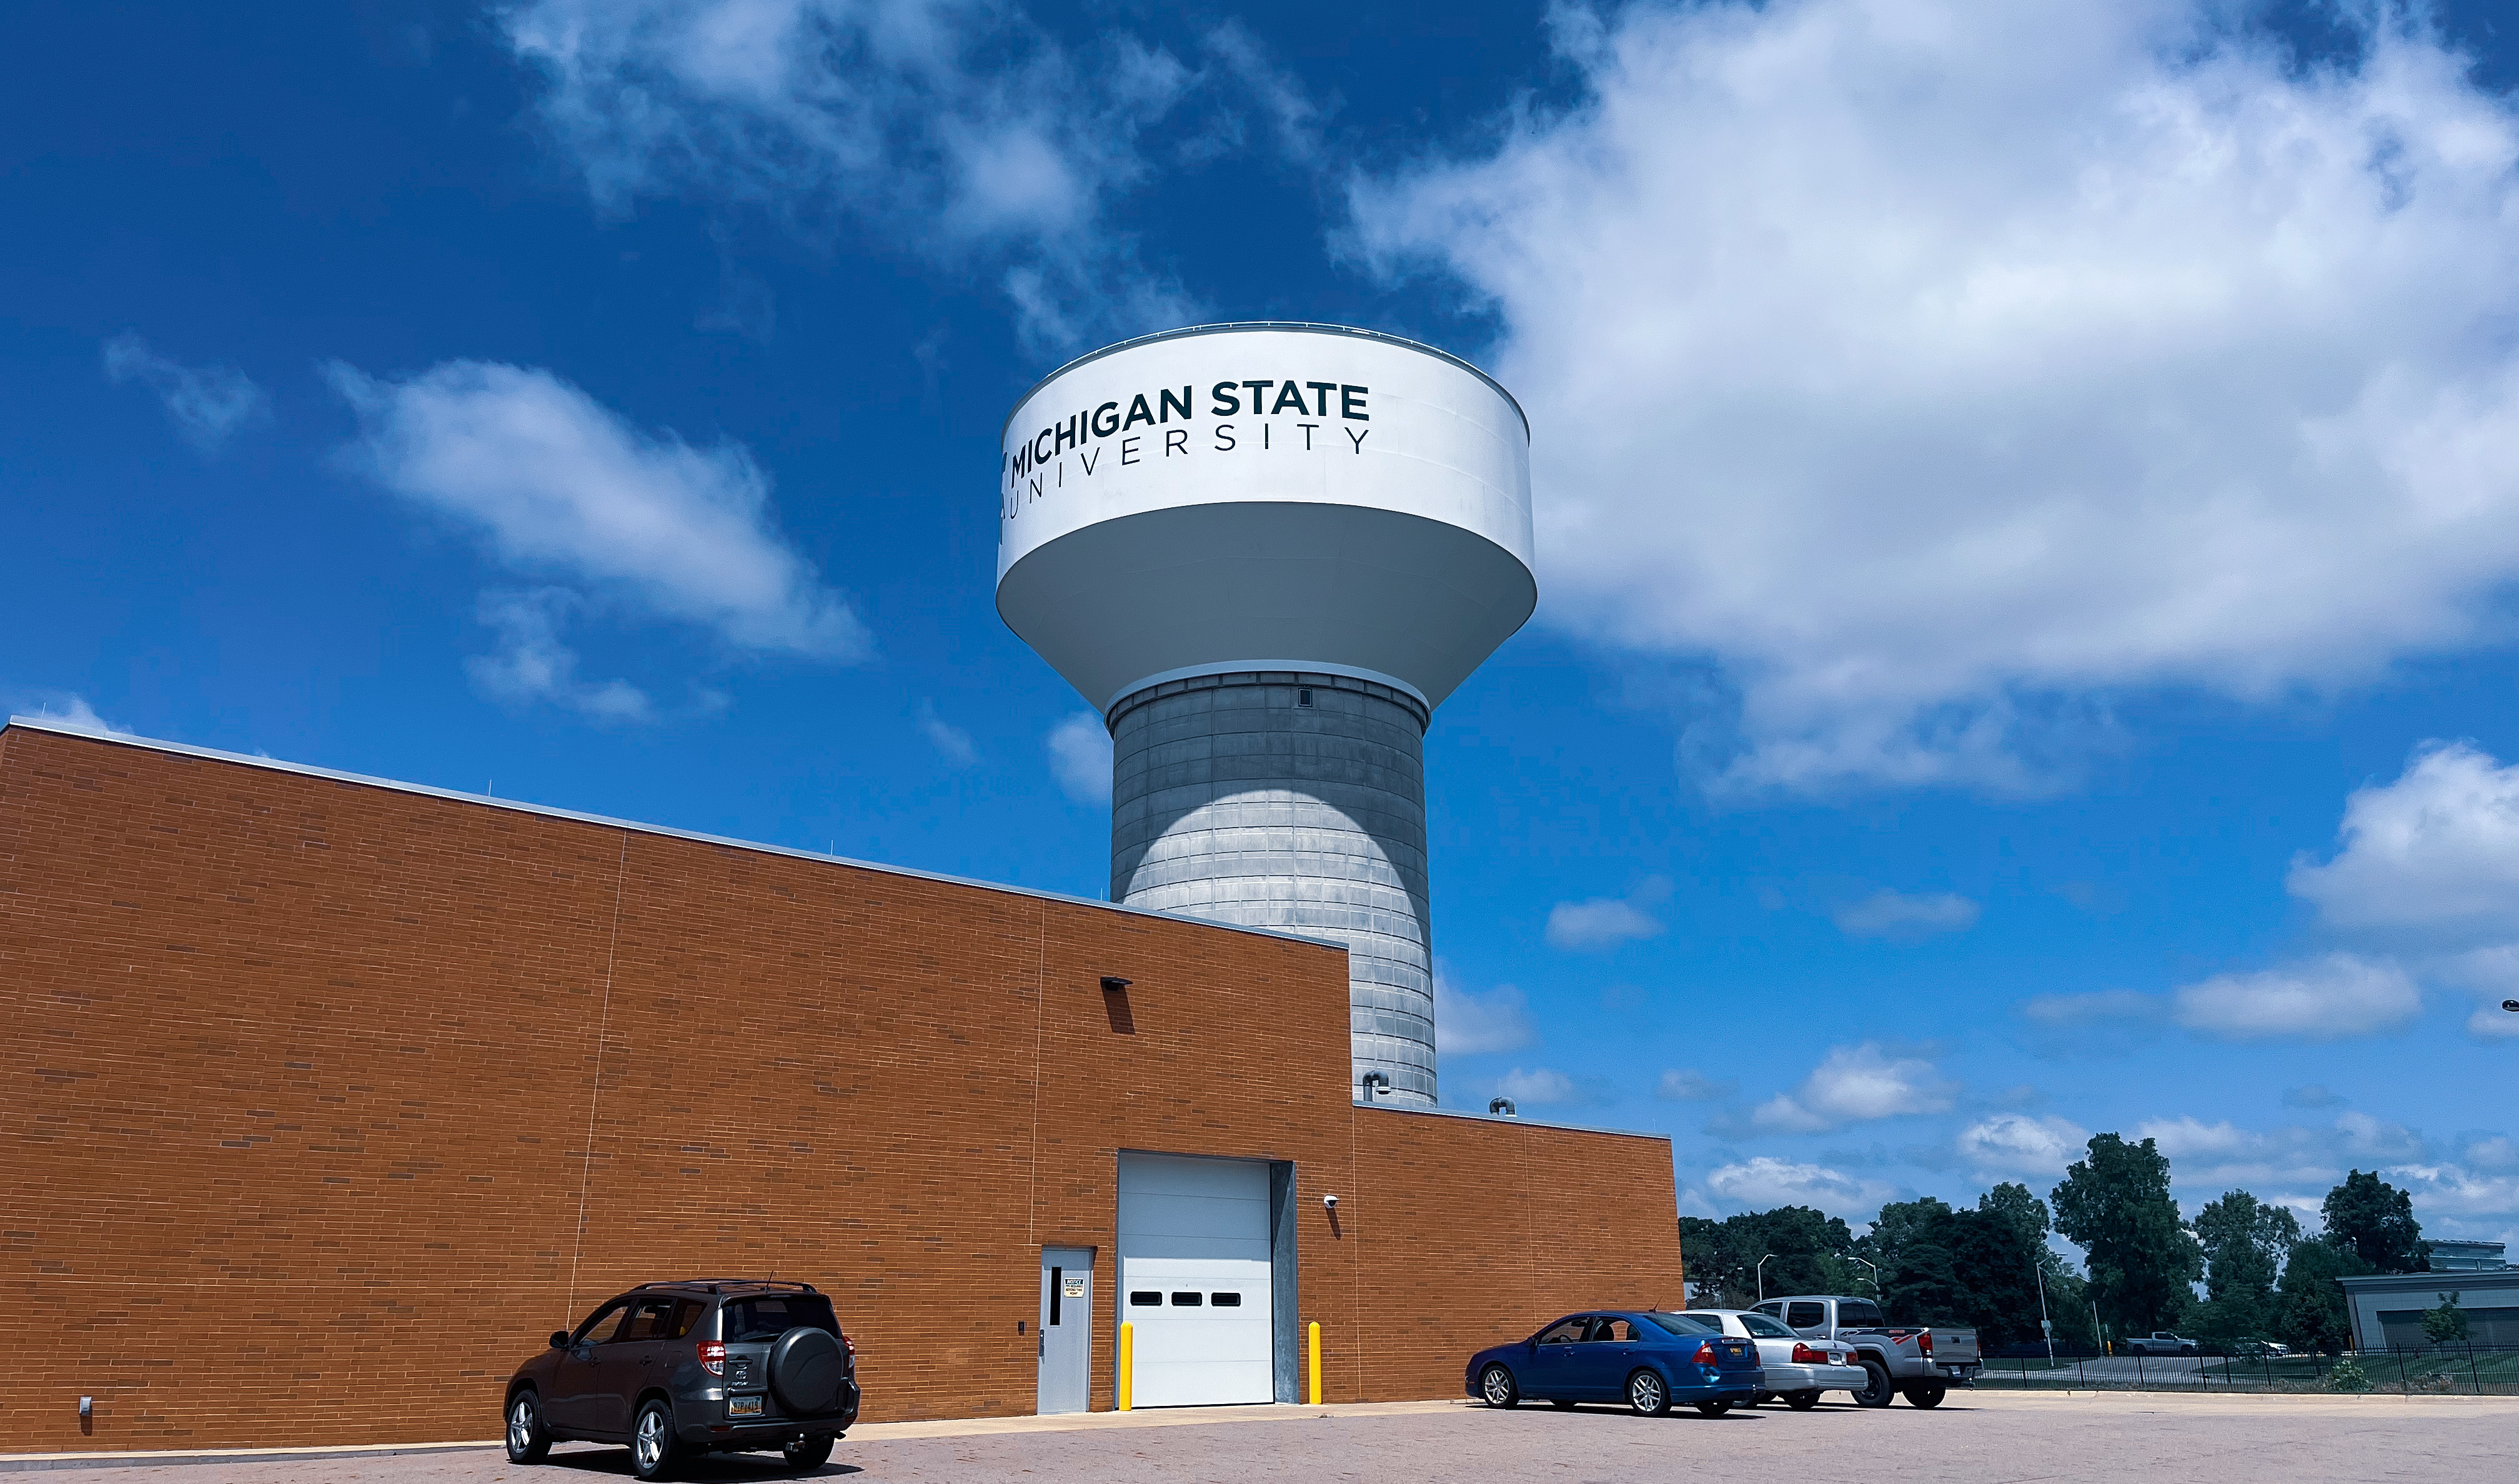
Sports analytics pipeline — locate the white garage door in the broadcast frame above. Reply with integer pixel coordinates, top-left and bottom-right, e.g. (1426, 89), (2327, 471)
(1118, 1153), (1274, 1407)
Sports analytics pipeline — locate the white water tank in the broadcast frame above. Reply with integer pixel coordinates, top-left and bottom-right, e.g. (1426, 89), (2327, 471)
(997, 323), (1535, 1105)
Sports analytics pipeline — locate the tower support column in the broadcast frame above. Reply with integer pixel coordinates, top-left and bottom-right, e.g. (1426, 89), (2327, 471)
(1108, 669), (1434, 1104)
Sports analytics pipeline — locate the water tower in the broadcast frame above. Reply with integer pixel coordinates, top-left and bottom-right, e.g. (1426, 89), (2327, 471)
(996, 323), (1534, 1105)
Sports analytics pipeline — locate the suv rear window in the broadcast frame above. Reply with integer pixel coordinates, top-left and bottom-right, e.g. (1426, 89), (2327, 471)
(721, 1294), (842, 1342)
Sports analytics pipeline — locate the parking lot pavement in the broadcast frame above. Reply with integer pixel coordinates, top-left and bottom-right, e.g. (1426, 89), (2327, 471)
(26, 1390), (2518, 1484)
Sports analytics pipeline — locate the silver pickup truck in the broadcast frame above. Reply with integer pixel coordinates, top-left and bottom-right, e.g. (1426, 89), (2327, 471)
(1752, 1295), (1982, 1408)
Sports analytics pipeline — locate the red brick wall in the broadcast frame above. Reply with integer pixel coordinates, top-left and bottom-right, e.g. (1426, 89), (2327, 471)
(0, 725), (1684, 1452)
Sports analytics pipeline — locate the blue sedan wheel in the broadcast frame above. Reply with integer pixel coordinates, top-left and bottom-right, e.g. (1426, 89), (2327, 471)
(1479, 1364), (1520, 1408)
(1627, 1368), (1671, 1417)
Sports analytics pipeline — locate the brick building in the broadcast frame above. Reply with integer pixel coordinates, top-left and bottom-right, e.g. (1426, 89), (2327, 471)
(1, 718), (1687, 1453)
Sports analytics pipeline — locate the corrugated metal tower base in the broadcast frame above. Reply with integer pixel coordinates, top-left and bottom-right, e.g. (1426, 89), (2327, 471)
(1108, 670), (1433, 1106)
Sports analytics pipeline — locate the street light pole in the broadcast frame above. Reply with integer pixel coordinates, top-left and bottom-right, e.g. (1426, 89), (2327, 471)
(2034, 1256), (2055, 1368)
(1757, 1254), (1777, 1302)
(1849, 1255), (1880, 1298)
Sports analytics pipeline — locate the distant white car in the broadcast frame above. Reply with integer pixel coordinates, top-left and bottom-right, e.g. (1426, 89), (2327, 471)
(1679, 1309), (1870, 1410)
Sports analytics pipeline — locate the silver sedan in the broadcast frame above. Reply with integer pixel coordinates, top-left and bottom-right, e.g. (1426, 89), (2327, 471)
(1677, 1309), (1869, 1410)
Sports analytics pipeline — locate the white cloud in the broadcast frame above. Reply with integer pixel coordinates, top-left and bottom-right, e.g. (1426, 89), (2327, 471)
(329, 360), (867, 683)
(2170, 953), (2422, 1041)
(1046, 711), (1110, 803)
(2283, 745), (2519, 1039)
(466, 590), (654, 722)
(915, 699), (978, 767)
(21, 695), (131, 736)
(2463, 1137), (2519, 1174)
(2437, 948), (2519, 1039)
(1492, 1066), (1614, 1107)
(1433, 969), (1536, 1056)
(2135, 1111), (2431, 1194)
(1353, 0), (2519, 791)
(2143, 1119), (2519, 1240)
(495, 1), (1307, 348)
(1957, 1112), (2090, 1179)
(1657, 1068), (1736, 1102)
(2290, 743), (2519, 941)
(102, 334), (267, 453)
(1749, 1042), (1956, 1133)
(2020, 988), (2164, 1026)
(1706, 1156), (1900, 1218)
(2389, 1164), (2519, 1223)
(1832, 889), (1980, 939)
(1544, 876), (1671, 951)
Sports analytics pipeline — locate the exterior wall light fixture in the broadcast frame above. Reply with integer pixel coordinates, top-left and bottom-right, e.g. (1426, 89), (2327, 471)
(1359, 1072), (1391, 1099)
(1101, 976), (1132, 992)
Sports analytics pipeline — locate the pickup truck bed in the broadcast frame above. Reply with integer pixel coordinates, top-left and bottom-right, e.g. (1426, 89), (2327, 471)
(1752, 1296), (1981, 1407)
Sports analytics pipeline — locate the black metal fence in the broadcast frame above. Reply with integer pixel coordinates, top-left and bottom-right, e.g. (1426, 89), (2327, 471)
(1971, 1345), (2519, 1396)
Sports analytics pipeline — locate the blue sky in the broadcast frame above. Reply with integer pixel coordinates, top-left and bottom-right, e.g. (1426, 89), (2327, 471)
(10, 0), (2519, 1258)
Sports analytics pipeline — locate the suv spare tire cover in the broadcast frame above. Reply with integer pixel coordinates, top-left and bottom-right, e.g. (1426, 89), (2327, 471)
(769, 1327), (847, 1416)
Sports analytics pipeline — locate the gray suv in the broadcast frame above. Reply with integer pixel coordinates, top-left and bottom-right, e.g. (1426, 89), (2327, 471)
(504, 1280), (860, 1479)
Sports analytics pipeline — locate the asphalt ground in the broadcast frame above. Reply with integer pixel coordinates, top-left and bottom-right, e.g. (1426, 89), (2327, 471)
(13, 1390), (2514, 1483)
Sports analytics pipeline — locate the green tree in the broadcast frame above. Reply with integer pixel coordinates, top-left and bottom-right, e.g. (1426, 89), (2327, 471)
(2192, 1190), (2300, 1339)
(1680, 1206), (1856, 1307)
(1679, 1215), (1735, 1304)
(2050, 1134), (2205, 1338)
(1979, 1182), (2052, 1245)
(2321, 1170), (2430, 1274)
(2421, 1292), (2469, 1344)
(1865, 1196), (2050, 1352)
(2276, 1237), (2371, 1355)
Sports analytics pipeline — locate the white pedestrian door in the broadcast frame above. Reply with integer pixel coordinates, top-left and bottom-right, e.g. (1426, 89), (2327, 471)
(1117, 1154), (1274, 1407)
(1037, 1247), (1093, 1415)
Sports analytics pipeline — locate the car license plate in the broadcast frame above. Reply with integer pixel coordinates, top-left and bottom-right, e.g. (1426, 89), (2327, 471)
(729, 1395), (763, 1417)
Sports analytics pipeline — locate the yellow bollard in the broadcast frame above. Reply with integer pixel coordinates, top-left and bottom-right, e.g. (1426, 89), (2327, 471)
(1308, 1320), (1322, 1405)
(1118, 1321), (1133, 1411)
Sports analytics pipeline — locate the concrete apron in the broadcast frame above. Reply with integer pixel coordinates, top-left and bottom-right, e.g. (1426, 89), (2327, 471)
(0, 1401), (1472, 1470)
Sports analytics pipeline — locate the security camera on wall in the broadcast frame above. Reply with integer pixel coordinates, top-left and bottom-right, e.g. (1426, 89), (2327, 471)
(1322, 1194), (1339, 1210)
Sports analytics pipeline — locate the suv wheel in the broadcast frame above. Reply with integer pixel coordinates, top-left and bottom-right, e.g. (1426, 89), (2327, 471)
(630, 1399), (678, 1481)
(1852, 1358), (1895, 1408)
(783, 1434), (835, 1472)
(504, 1390), (550, 1465)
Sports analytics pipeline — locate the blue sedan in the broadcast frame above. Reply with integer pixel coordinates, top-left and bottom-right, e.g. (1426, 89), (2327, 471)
(1466, 1311), (1764, 1417)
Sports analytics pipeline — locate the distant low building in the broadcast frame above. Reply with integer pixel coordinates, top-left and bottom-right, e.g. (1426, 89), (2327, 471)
(2337, 1266), (2519, 1349)
(2426, 1239), (2512, 1272)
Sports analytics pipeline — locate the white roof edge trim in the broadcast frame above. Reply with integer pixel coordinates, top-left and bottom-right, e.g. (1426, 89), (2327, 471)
(1352, 1099), (1672, 1144)
(1001, 321), (1529, 442)
(0, 716), (1346, 954)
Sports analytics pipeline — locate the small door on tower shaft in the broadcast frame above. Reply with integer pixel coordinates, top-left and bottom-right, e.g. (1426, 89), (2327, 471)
(1037, 1247), (1095, 1414)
